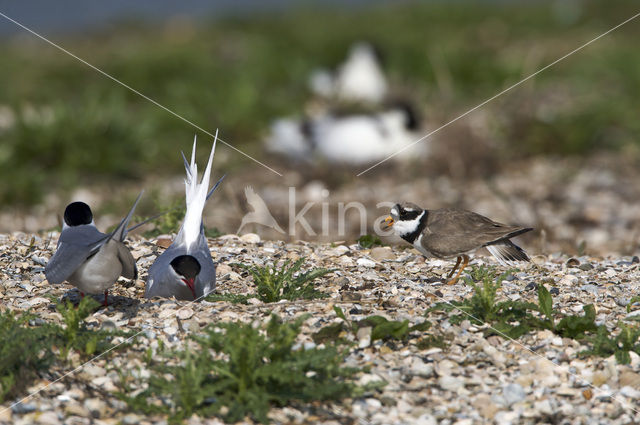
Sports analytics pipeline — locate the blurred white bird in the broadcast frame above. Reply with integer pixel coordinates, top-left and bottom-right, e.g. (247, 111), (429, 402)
(266, 102), (425, 165)
(335, 42), (388, 104)
(308, 42), (388, 104)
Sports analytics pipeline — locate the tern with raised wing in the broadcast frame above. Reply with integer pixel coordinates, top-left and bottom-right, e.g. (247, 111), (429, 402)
(145, 133), (224, 300)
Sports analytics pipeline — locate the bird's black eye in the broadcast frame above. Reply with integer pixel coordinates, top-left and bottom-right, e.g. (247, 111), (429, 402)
(170, 255), (201, 279)
(64, 202), (93, 226)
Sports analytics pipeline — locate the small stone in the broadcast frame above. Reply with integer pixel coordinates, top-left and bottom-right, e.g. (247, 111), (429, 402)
(122, 414), (142, 425)
(370, 247), (395, 261)
(534, 399), (553, 416)
(525, 282), (537, 291)
(503, 383), (526, 406)
(560, 274), (578, 285)
(176, 307), (194, 320)
(439, 376), (463, 391)
(65, 403), (90, 417)
(591, 371), (608, 387)
(582, 389), (593, 400)
(619, 370), (640, 389)
(329, 245), (350, 256)
(415, 414), (437, 425)
(240, 233), (260, 243)
(356, 258), (376, 268)
(357, 326), (371, 348)
(84, 398), (107, 418)
(341, 291), (361, 301)
(550, 287), (560, 295)
(410, 358), (434, 377)
(35, 411), (60, 425)
(156, 237), (172, 248)
(472, 394), (498, 419)
(566, 258), (580, 267)
(579, 263), (594, 271)
(11, 402), (36, 414)
(620, 386), (640, 399)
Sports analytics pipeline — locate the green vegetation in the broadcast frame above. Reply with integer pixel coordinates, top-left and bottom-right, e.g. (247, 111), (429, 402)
(0, 310), (58, 401)
(429, 265), (640, 364)
(313, 306), (431, 345)
(0, 297), (124, 402)
(357, 234), (383, 249)
(56, 297), (126, 358)
(236, 258), (333, 303)
(204, 291), (250, 304)
(119, 314), (361, 424)
(1, 1), (640, 205)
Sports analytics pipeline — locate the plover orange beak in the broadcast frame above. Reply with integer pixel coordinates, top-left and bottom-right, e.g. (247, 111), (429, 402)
(382, 216), (394, 229)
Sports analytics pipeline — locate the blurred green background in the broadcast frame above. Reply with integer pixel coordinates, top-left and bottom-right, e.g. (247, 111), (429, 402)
(0, 0), (639, 206)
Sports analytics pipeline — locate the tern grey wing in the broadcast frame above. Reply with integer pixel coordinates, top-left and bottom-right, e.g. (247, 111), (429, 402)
(116, 242), (138, 279)
(110, 191), (144, 242)
(421, 209), (532, 258)
(192, 233), (216, 298)
(45, 226), (108, 284)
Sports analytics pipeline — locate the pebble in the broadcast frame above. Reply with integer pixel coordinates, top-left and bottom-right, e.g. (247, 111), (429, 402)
(240, 233), (261, 243)
(356, 258), (376, 268)
(370, 247), (395, 261)
(4, 234), (640, 424)
(176, 307), (194, 320)
(84, 399), (107, 418)
(12, 402), (36, 414)
(329, 245), (349, 256)
(357, 326), (372, 348)
(619, 370), (640, 389)
(439, 376), (463, 392)
(410, 358), (434, 377)
(502, 383), (526, 406)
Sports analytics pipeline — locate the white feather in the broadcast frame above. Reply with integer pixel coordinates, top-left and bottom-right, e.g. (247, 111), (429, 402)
(392, 211), (425, 238)
(178, 131), (218, 252)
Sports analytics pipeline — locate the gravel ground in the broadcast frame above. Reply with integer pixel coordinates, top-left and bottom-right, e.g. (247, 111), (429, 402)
(1, 231), (640, 425)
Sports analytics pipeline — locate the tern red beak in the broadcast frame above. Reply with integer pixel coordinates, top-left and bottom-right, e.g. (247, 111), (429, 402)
(181, 278), (196, 299)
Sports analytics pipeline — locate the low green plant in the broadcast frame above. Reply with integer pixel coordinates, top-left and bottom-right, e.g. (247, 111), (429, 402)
(236, 258), (333, 303)
(56, 297), (128, 358)
(204, 292), (250, 304)
(313, 306), (431, 345)
(357, 235), (383, 249)
(583, 323), (640, 365)
(0, 311), (58, 401)
(430, 266), (538, 338)
(626, 296), (640, 313)
(0, 297), (126, 402)
(120, 314), (361, 424)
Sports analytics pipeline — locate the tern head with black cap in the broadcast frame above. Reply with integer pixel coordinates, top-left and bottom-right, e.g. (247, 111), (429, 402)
(63, 202), (94, 227)
(170, 255), (201, 300)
